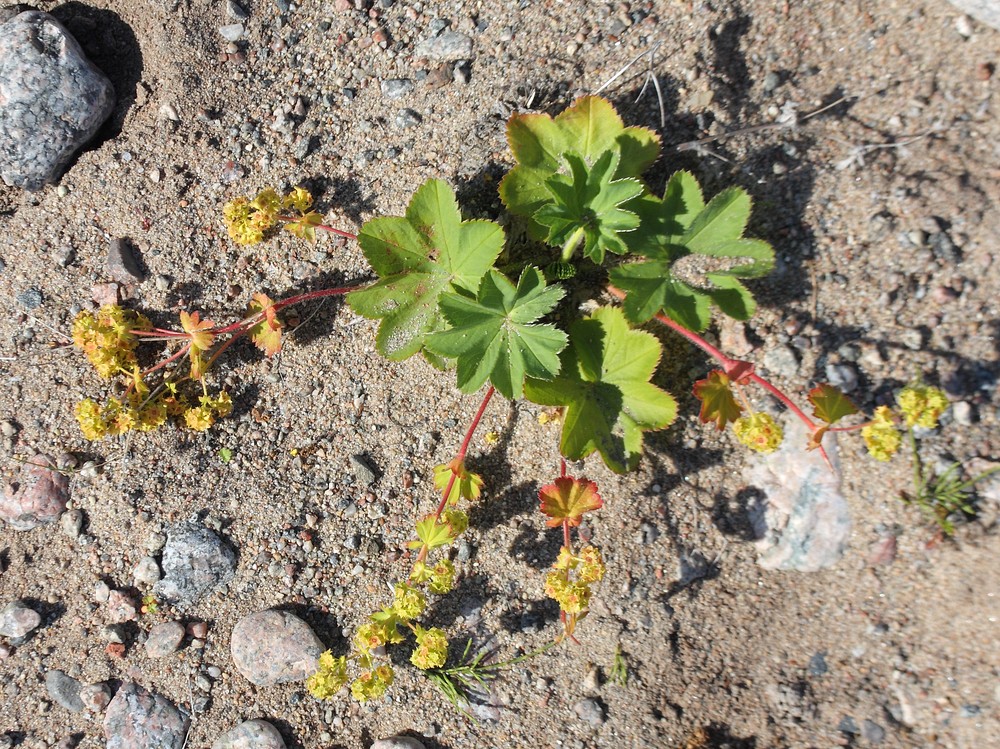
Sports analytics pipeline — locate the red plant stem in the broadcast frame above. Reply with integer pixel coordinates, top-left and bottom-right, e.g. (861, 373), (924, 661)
(562, 520), (571, 550)
(210, 284), (367, 336)
(416, 386), (497, 564)
(139, 342), (191, 379)
(434, 386), (496, 519)
(746, 373), (818, 430)
(604, 285), (820, 432)
(276, 215), (358, 241)
(202, 329), (247, 373)
(131, 329), (189, 339)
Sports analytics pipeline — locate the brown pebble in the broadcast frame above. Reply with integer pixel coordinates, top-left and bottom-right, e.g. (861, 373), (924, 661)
(187, 621), (208, 638)
(977, 62), (994, 80)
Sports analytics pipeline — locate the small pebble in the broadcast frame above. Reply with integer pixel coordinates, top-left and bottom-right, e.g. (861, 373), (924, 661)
(573, 697), (607, 726)
(219, 23), (245, 42)
(45, 670), (84, 712)
(0, 600), (41, 638)
(212, 719), (286, 749)
(133, 556), (161, 587)
(79, 682), (112, 713)
(145, 621), (186, 658)
(394, 109), (421, 129)
(60, 509), (83, 538)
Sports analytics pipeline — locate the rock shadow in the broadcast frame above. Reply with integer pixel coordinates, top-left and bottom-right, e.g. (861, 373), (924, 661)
(50, 3), (143, 145)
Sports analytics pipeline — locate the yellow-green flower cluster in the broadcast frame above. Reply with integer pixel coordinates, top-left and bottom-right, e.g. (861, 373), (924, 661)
(862, 405), (901, 461)
(392, 583), (427, 622)
(410, 626), (448, 670)
(306, 651), (349, 699)
(545, 544), (606, 617)
(182, 392), (233, 432)
(898, 385), (949, 429)
(72, 305), (151, 378)
(222, 188), (282, 245)
(76, 395), (167, 440)
(545, 571), (592, 615)
(76, 390), (232, 440)
(733, 412), (784, 453)
(222, 187), (318, 245)
(350, 664), (394, 702)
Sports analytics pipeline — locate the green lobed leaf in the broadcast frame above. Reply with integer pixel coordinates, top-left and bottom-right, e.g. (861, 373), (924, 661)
(808, 383), (859, 425)
(499, 96), (660, 239)
(610, 173), (775, 331)
(524, 306), (677, 473)
(533, 150), (645, 264)
(425, 267), (568, 399)
(347, 179), (504, 362)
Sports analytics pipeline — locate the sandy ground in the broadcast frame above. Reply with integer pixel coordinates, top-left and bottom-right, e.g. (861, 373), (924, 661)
(1, 0), (998, 747)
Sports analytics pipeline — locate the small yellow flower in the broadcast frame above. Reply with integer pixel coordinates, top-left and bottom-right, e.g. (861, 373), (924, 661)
(136, 400), (168, 432)
(862, 405), (901, 462)
(283, 186), (313, 213)
(392, 583), (426, 622)
(897, 385), (949, 429)
(306, 651), (349, 700)
(76, 399), (106, 440)
(733, 412), (783, 453)
(578, 545), (605, 583)
(350, 665), (393, 702)
(428, 559), (455, 594)
(410, 626), (448, 670)
(444, 509), (468, 538)
(183, 405), (214, 431)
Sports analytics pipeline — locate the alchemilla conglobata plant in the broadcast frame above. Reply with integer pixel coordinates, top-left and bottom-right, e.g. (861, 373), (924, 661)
(71, 96), (989, 707)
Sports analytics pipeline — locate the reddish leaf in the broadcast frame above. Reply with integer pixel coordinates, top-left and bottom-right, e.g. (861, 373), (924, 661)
(179, 311), (215, 352)
(692, 370), (743, 431)
(808, 383), (858, 425)
(247, 293), (283, 356)
(539, 476), (603, 528)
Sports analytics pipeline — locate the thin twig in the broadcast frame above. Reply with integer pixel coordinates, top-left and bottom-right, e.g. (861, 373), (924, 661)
(593, 41), (663, 95)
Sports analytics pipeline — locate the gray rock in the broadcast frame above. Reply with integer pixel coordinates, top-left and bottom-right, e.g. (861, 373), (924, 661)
(79, 682), (112, 713)
(381, 78), (414, 99)
(219, 23), (245, 42)
(861, 719), (886, 744)
(144, 621), (185, 658)
(350, 455), (379, 486)
(16, 288), (42, 309)
(946, 1), (1000, 31)
(0, 601), (42, 638)
(132, 556), (161, 587)
(104, 683), (189, 749)
(0, 11), (116, 190)
(394, 109), (421, 129)
(153, 521), (237, 604)
(371, 739), (426, 749)
(825, 363), (859, 393)
(212, 719), (286, 749)
(106, 239), (144, 285)
(413, 30), (473, 60)
(45, 670), (84, 712)
(744, 414), (851, 571)
(60, 508), (83, 538)
(762, 344), (799, 379)
(230, 609), (324, 686)
(573, 697), (607, 726)
(227, 0), (250, 21)
(0, 453), (70, 530)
